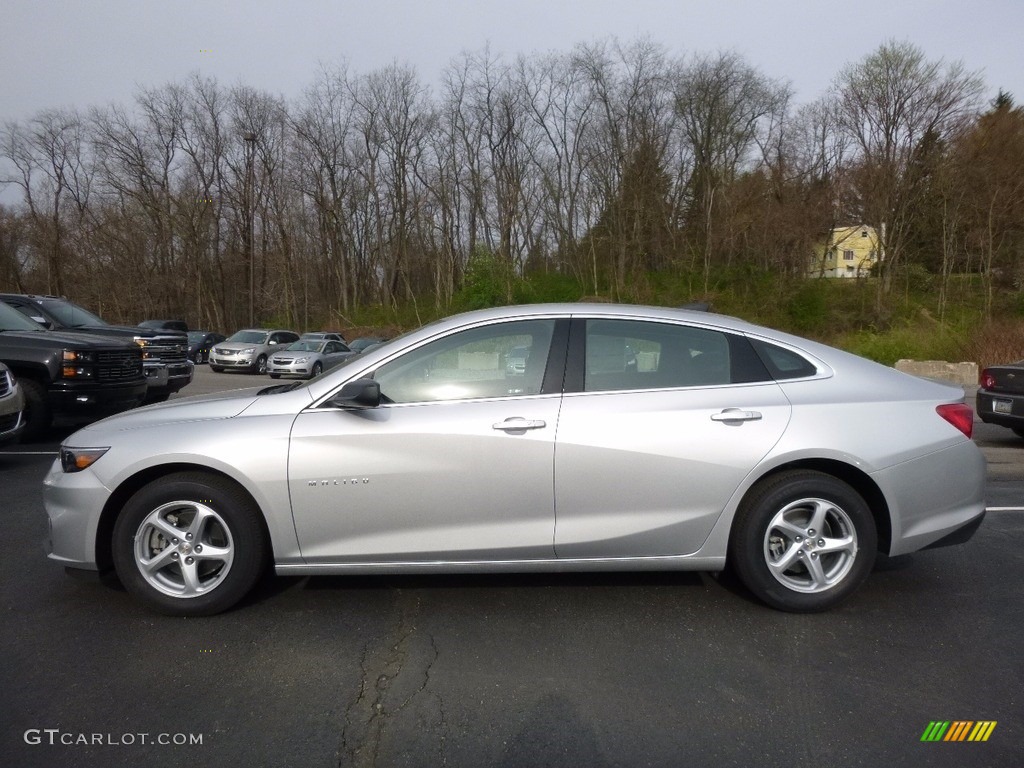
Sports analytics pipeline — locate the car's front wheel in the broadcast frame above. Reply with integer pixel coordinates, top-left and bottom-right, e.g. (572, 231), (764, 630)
(729, 470), (877, 612)
(254, 355), (268, 375)
(112, 472), (268, 616)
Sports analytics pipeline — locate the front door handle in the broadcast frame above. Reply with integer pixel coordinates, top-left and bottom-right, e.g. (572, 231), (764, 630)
(492, 418), (547, 431)
(710, 409), (762, 422)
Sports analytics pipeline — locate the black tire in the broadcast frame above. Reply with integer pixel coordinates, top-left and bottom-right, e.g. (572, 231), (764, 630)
(111, 472), (269, 616)
(17, 378), (52, 442)
(310, 362), (323, 378)
(269, 373), (280, 379)
(1012, 427), (1024, 439)
(729, 470), (877, 613)
(143, 393), (170, 405)
(210, 365), (224, 373)
(255, 355), (268, 375)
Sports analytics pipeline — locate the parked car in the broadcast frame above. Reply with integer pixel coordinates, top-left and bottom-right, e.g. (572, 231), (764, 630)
(0, 300), (146, 440)
(1, 294), (192, 403)
(209, 329), (300, 374)
(44, 303), (985, 616)
(139, 319), (189, 333)
(187, 331), (226, 364)
(268, 339), (355, 379)
(300, 332), (346, 342)
(977, 361), (1024, 437)
(348, 337), (389, 353)
(0, 361), (26, 446)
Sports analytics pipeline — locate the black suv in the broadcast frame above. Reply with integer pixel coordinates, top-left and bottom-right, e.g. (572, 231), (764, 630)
(1, 294), (193, 403)
(0, 300), (146, 440)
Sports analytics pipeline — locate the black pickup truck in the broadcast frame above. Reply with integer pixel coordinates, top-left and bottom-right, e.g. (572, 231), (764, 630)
(0, 301), (147, 440)
(0, 294), (193, 403)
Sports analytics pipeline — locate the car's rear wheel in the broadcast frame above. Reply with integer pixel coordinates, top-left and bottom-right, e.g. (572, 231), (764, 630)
(112, 472), (268, 616)
(729, 470), (876, 612)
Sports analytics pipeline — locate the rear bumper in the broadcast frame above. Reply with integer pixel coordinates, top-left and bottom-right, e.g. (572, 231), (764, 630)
(977, 388), (1024, 429)
(876, 439), (988, 556)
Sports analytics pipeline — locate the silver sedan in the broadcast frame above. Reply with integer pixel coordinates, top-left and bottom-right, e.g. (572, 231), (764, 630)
(43, 304), (986, 616)
(267, 339), (355, 379)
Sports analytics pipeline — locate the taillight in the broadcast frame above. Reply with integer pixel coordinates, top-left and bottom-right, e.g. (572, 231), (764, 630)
(936, 403), (974, 438)
(979, 369), (995, 390)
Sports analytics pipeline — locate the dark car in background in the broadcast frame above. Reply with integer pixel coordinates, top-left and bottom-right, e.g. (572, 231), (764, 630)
(187, 331), (227, 364)
(977, 361), (1024, 438)
(1, 294), (192, 403)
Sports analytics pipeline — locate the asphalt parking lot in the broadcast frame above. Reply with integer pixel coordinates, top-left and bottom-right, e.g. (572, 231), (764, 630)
(1, 367), (1020, 767)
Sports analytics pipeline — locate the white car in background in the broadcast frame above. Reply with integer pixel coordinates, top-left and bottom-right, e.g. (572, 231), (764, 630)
(44, 304), (986, 616)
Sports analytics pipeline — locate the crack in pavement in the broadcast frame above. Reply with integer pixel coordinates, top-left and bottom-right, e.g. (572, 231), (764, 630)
(339, 590), (447, 767)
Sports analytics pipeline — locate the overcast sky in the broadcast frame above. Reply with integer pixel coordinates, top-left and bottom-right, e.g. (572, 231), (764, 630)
(2, 0), (1022, 122)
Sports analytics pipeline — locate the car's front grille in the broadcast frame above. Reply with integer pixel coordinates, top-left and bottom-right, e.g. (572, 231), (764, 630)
(96, 350), (144, 382)
(141, 336), (189, 365)
(0, 369), (11, 398)
(214, 348), (237, 356)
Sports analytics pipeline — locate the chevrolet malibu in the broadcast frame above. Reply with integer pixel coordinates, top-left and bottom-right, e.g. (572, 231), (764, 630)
(43, 304), (986, 616)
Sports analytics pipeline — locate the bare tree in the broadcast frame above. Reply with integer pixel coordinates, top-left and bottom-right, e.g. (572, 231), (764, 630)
(830, 40), (984, 307)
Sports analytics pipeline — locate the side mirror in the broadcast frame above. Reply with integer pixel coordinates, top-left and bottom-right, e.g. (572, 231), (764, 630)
(330, 378), (381, 409)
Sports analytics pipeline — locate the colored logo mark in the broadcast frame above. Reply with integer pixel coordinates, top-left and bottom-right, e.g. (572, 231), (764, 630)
(921, 721), (997, 742)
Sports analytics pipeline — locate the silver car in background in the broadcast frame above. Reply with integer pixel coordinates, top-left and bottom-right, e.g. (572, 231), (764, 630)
(0, 362), (25, 445)
(43, 304), (986, 616)
(268, 339), (355, 379)
(209, 329), (300, 374)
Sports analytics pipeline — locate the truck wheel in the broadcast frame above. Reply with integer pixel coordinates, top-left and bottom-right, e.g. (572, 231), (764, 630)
(18, 378), (52, 442)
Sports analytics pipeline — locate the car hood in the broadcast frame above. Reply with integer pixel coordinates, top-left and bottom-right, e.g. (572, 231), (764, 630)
(67, 385), (274, 438)
(213, 341), (266, 351)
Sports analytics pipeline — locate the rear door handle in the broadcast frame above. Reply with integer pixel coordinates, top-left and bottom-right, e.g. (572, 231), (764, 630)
(492, 418), (547, 431)
(710, 409), (762, 422)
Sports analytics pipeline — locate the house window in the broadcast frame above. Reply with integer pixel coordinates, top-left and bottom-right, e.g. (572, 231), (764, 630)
(843, 250), (855, 261)
(846, 265), (855, 272)
(861, 230), (868, 237)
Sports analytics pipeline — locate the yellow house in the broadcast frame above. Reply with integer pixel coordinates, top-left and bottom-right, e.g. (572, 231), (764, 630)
(810, 226), (881, 278)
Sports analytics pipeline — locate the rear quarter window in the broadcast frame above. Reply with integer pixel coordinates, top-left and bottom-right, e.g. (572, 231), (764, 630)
(750, 338), (819, 380)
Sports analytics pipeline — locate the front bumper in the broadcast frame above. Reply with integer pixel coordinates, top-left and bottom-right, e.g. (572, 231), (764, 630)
(210, 353), (256, 369)
(47, 379), (148, 417)
(42, 460), (111, 570)
(267, 361), (313, 377)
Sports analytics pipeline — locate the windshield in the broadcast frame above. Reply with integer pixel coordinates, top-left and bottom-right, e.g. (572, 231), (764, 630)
(187, 331), (207, 343)
(226, 330), (269, 345)
(0, 301), (48, 332)
(286, 341), (324, 352)
(39, 299), (108, 328)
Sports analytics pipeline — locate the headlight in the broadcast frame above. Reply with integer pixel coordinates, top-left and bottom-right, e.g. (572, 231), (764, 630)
(294, 356), (310, 363)
(60, 447), (109, 473)
(63, 350), (96, 363)
(240, 347), (255, 355)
